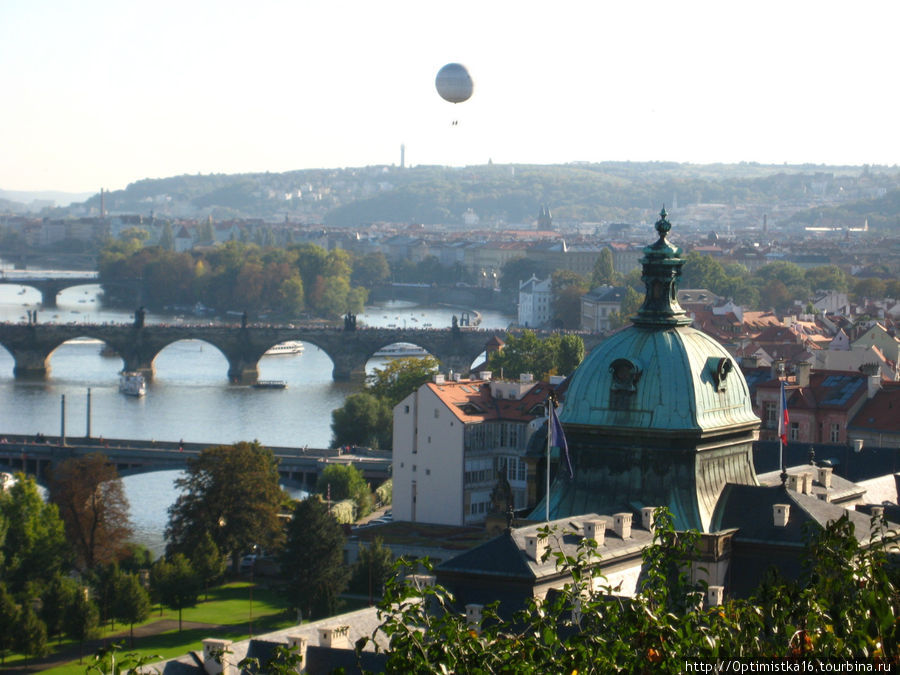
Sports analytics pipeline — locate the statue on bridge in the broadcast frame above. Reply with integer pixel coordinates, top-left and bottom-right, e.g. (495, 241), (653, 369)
(134, 306), (146, 329)
(241, 311), (248, 329)
(344, 312), (357, 331)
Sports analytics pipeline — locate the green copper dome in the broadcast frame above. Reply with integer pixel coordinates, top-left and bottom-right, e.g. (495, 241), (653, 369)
(562, 209), (758, 434)
(533, 210), (760, 532)
(561, 325), (759, 434)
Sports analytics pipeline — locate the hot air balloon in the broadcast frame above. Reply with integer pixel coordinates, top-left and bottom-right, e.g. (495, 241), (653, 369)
(435, 63), (473, 104)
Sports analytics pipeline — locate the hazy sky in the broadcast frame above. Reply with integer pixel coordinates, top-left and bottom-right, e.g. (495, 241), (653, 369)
(2, 0), (898, 193)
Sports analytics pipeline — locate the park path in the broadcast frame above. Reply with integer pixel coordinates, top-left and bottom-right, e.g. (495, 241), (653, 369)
(2, 620), (221, 674)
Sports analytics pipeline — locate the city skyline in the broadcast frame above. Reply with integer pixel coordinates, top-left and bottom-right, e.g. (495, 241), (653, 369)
(2, 0), (899, 193)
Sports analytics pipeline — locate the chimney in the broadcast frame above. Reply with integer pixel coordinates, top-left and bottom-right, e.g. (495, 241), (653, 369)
(286, 635), (308, 669)
(465, 604), (484, 634)
(433, 373), (445, 384)
(582, 519), (606, 547)
(773, 504), (790, 527)
(771, 359), (785, 379)
(525, 534), (548, 562)
(853, 439), (864, 453)
(318, 625), (351, 649)
(640, 506), (656, 532)
(817, 492), (831, 502)
(519, 373), (534, 384)
(743, 355), (759, 369)
(870, 506), (884, 521)
(867, 375), (882, 400)
(786, 474), (801, 492)
(706, 585), (725, 608)
(801, 472), (814, 495)
(202, 639), (235, 675)
(406, 574), (436, 591)
(817, 466), (833, 489)
(613, 512), (632, 539)
(478, 371), (492, 381)
(452, 372), (462, 382)
(796, 362), (811, 388)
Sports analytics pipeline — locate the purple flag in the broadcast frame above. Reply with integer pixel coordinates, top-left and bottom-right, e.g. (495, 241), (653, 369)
(550, 404), (574, 479)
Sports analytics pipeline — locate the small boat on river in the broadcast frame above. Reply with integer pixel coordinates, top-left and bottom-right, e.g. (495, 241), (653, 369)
(263, 341), (304, 356)
(252, 380), (287, 389)
(119, 372), (147, 397)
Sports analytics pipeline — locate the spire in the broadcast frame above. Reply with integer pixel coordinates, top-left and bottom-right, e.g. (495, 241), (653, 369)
(632, 208), (692, 328)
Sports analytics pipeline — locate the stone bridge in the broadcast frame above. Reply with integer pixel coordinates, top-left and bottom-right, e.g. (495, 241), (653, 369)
(0, 275), (101, 308)
(0, 322), (599, 383)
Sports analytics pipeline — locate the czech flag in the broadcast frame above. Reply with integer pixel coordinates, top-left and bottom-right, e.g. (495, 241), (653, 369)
(778, 380), (789, 446)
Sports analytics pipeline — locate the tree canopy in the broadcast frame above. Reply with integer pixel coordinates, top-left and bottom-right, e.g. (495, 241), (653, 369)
(48, 453), (133, 570)
(0, 474), (69, 594)
(487, 330), (585, 381)
(279, 498), (349, 621)
(165, 442), (287, 568)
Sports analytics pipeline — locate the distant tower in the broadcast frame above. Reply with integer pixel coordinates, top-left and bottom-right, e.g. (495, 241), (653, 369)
(537, 205), (553, 230)
(400, 144), (406, 169)
(100, 188), (105, 218)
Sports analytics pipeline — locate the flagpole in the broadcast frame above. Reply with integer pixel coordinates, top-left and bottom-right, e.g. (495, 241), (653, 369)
(545, 396), (551, 522)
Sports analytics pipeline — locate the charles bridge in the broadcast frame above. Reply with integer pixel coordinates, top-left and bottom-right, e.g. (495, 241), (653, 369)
(0, 321), (604, 383)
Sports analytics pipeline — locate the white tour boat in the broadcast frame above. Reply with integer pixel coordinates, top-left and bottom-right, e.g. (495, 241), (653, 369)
(374, 343), (429, 358)
(119, 372), (147, 397)
(264, 341), (305, 356)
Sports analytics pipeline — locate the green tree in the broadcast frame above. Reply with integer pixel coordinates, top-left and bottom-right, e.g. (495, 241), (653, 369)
(853, 277), (887, 301)
(608, 286), (644, 329)
(317, 465), (372, 518)
(40, 573), (79, 646)
(158, 222), (175, 250)
(63, 588), (100, 663)
(279, 498), (349, 621)
(805, 265), (850, 293)
(166, 442), (287, 571)
(112, 572), (151, 647)
(278, 275), (305, 315)
(368, 356), (440, 407)
(13, 602), (48, 666)
(499, 257), (547, 295)
(152, 554), (201, 632)
(550, 269), (588, 329)
(330, 392), (392, 450)
(352, 252), (391, 289)
(348, 537), (394, 599)
(487, 330), (558, 381)
(0, 474), (69, 594)
(557, 333), (585, 376)
(0, 583), (18, 665)
(48, 453), (133, 570)
(591, 248), (620, 288)
(191, 530), (226, 600)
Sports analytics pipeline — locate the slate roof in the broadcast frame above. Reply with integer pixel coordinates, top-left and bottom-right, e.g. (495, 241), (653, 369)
(437, 514), (653, 582)
(711, 483), (874, 546)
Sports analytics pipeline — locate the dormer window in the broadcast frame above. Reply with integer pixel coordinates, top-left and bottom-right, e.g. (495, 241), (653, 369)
(709, 357), (733, 392)
(610, 358), (641, 393)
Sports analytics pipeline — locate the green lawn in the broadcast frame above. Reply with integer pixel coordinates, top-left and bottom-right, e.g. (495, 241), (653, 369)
(5, 582), (298, 674)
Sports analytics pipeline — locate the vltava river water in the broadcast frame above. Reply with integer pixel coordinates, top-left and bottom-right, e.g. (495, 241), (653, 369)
(0, 273), (512, 554)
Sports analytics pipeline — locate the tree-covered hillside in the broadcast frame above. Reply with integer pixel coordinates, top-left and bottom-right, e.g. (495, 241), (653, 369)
(43, 162), (900, 231)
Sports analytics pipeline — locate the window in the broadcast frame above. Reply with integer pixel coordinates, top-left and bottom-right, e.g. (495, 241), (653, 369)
(790, 422), (800, 441)
(434, 409), (440, 419)
(404, 405), (410, 414)
(764, 402), (777, 429)
(830, 423), (841, 443)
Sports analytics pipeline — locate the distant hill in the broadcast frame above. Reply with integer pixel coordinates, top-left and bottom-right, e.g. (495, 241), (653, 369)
(0, 189), (95, 212)
(23, 163), (900, 231)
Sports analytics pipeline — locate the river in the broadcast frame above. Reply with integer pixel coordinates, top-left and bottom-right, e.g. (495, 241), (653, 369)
(0, 273), (512, 554)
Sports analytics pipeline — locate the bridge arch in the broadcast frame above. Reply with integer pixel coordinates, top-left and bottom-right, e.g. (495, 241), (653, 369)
(150, 338), (233, 383)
